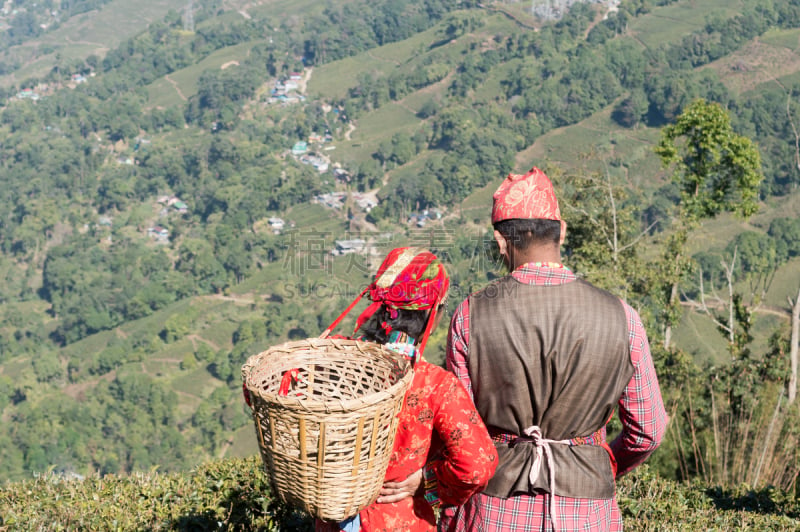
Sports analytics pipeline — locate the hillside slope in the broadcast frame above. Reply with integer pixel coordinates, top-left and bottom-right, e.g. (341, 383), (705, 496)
(0, 0), (799, 487)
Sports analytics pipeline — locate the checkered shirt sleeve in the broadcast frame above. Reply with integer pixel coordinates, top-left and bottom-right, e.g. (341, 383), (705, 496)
(611, 302), (668, 477)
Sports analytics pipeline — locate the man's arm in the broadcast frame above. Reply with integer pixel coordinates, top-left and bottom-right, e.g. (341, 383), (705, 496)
(611, 303), (668, 477)
(445, 299), (473, 401)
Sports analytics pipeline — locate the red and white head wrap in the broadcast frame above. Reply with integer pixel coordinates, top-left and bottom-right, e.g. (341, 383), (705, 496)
(491, 166), (561, 223)
(323, 247), (449, 357)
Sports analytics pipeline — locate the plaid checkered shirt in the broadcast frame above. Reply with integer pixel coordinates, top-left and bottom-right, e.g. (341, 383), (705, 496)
(442, 263), (667, 531)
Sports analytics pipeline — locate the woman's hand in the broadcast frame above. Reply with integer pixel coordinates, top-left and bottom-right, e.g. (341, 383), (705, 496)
(376, 468), (423, 504)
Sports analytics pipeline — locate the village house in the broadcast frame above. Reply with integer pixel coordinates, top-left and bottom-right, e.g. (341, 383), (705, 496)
(299, 153), (329, 173)
(147, 226), (169, 243)
(266, 73), (306, 106)
(407, 208), (443, 228)
(333, 168), (350, 183)
(332, 239), (366, 256)
(134, 138), (151, 151)
(16, 88), (39, 101)
(353, 193), (378, 212)
(407, 209), (442, 227)
(315, 192), (346, 209)
(267, 217), (285, 233)
(155, 195), (189, 213)
(409, 213), (427, 228)
(292, 141), (308, 156)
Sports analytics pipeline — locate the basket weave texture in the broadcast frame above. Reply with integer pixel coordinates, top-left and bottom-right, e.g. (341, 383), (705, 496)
(241, 338), (414, 521)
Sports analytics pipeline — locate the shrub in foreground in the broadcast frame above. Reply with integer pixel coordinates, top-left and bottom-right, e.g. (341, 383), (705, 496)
(1, 458), (798, 531)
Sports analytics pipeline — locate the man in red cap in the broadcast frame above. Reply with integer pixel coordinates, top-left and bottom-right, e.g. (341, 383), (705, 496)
(441, 167), (667, 531)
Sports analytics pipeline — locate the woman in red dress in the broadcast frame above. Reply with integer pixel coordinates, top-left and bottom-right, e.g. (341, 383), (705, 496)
(317, 247), (497, 532)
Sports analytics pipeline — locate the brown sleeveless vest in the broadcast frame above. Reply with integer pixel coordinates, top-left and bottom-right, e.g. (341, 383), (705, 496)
(468, 276), (633, 499)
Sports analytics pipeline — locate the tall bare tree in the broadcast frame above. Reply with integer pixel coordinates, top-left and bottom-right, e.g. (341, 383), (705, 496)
(789, 288), (800, 404)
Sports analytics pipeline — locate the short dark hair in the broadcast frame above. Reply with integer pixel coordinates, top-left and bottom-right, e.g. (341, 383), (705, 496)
(493, 218), (561, 250)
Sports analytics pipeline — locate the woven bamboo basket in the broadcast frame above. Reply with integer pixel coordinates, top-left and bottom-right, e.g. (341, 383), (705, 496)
(241, 337), (414, 521)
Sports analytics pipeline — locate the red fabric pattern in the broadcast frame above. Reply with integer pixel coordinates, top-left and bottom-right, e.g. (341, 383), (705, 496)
(353, 248), (449, 333)
(316, 361), (498, 532)
(444, 263), (668, 531)
(491, 167), (561, 223)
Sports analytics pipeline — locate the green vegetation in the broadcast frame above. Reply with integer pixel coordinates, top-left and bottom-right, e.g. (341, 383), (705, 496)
(0, 1), (799, 528)
(0, 461), (797, 530)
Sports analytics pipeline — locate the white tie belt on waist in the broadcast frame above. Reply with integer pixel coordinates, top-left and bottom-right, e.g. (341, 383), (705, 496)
(516, 425), (572, 531)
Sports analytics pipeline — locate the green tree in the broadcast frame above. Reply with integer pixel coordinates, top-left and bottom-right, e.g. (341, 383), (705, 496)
(768, 217), (800, 261)
(162, 310), (196, 343)
(654, 99), (764, 349)
(726, 231), (778, 299)
(612, 88), (648, 128)
(655, 99), (763, 221)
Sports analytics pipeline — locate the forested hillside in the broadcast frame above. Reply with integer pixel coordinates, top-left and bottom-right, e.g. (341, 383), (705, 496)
(0, 2), (798, 522)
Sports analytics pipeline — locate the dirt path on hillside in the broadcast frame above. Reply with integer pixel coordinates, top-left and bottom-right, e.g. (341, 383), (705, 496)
(417, 72), (454, 96)
(299, 66), (313, 94)
(367, 50), (400, 66)
(64, 36), (109, 53)
(217, 439), (233, 458)
(62, 370), (117, 400)
(202, 293), (258, 305)
(187, 333), (220, 351)
(628, 33), (650, 51)
(396, 100), (418, 115)
(165, 74), (188, 101)
(477, 3), (538, 30)
(584, 3), (619, 39)
(681, 300), (792, 320)
(683, 307), (722, 355)
(394, 72), (454, 118)
(750, 305), (793, 320)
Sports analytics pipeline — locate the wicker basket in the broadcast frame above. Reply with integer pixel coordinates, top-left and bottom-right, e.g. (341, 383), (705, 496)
(241, 337), (414, 521)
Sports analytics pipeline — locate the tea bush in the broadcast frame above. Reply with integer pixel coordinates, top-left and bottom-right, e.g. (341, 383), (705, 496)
(1, 458), (798, 531)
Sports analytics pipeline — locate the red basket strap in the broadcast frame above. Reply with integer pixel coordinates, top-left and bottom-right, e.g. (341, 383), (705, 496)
(320, 285), (370, 338)
(278, 368), (300, 396)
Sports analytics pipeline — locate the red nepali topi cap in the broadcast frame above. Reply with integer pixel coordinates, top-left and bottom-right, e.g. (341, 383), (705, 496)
(491, 166), (561, 223)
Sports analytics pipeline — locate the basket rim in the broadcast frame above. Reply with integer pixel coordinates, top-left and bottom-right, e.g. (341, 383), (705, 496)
(242, 337), (414, 413)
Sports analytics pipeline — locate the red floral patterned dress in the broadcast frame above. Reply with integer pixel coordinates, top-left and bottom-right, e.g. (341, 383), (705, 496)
(317, 359), (498, 532)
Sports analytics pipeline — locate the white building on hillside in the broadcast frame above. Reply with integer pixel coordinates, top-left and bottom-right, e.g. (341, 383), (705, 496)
(332, 239), (366, 256)
(531, 0), (619, 20)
